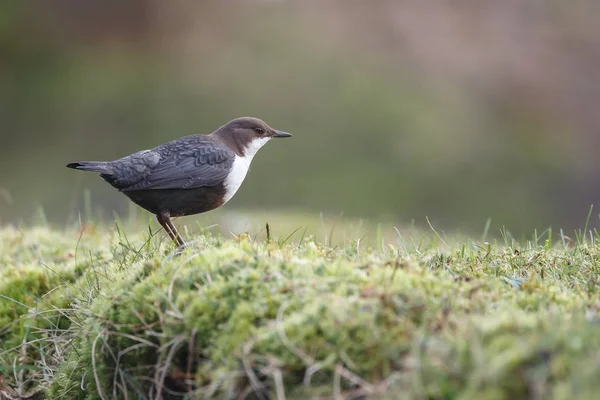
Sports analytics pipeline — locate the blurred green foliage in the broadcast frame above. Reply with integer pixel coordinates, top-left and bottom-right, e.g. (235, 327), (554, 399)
(1, 1), (599, 235)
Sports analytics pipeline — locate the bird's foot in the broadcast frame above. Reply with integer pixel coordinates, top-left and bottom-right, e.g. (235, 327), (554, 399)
(173, 241), (188, 255)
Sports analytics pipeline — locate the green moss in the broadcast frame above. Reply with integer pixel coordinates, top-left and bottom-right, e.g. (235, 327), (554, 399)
(2, 225), (600, 399)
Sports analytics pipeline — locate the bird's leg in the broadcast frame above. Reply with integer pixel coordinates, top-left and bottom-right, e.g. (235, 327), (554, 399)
(156, 213), (183, 247)
(163, 214), (186, 248)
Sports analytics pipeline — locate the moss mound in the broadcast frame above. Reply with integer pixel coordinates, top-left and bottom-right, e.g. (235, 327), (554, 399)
(2, 226), (600, 399)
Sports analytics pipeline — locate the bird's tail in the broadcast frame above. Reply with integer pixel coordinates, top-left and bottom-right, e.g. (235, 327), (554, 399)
(66, 161), (112, 173)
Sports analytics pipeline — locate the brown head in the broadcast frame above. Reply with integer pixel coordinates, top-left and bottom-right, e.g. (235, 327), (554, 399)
(211, 117), (292, 157)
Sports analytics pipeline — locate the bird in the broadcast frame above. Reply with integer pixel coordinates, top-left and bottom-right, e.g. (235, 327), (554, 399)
(67, 117), (292, 247)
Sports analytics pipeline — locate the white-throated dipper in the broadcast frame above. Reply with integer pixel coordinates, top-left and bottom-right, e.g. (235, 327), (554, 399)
(67, 117), (292, 247)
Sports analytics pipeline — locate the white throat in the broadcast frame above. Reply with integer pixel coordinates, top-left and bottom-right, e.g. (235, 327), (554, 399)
(223, 137), (271, 204)
(243, 136), (271, 158)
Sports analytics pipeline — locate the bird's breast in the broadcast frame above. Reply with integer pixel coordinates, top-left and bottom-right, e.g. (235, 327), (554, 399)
(222, 155), (252, 204)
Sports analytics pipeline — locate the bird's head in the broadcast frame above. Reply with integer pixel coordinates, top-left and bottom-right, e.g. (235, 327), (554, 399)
(213, 117), (292, 157)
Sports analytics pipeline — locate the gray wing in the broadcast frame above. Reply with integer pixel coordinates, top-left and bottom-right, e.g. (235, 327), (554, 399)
(105, 136), (235, 191)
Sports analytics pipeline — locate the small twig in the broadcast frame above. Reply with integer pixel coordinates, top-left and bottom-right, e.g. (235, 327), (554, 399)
(114, 343), (149, 397)
(333, 367), (342, 400)
(241, 343), (267, 399)
(276, 302), (314, 365)
(186, 328), (197, 394)
(92, 330), (108, 400)
(303, 354), (336, 386)
(258, 362), (287, 400)
(335, 364), (377, 394)
(154, 334), (186, 399)
(271, 368), (286, 400)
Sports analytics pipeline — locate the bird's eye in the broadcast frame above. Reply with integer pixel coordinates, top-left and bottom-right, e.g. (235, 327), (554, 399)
(253, 127), (264, 134)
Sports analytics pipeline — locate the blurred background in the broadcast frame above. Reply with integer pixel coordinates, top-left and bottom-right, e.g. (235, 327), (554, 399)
(1, 0), (600, 238)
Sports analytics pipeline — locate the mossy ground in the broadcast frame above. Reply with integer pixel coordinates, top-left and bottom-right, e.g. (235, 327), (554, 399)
(1, 219), (600, 399)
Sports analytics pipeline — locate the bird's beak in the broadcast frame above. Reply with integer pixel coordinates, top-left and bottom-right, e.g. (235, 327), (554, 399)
(272, 130), (292, 138)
